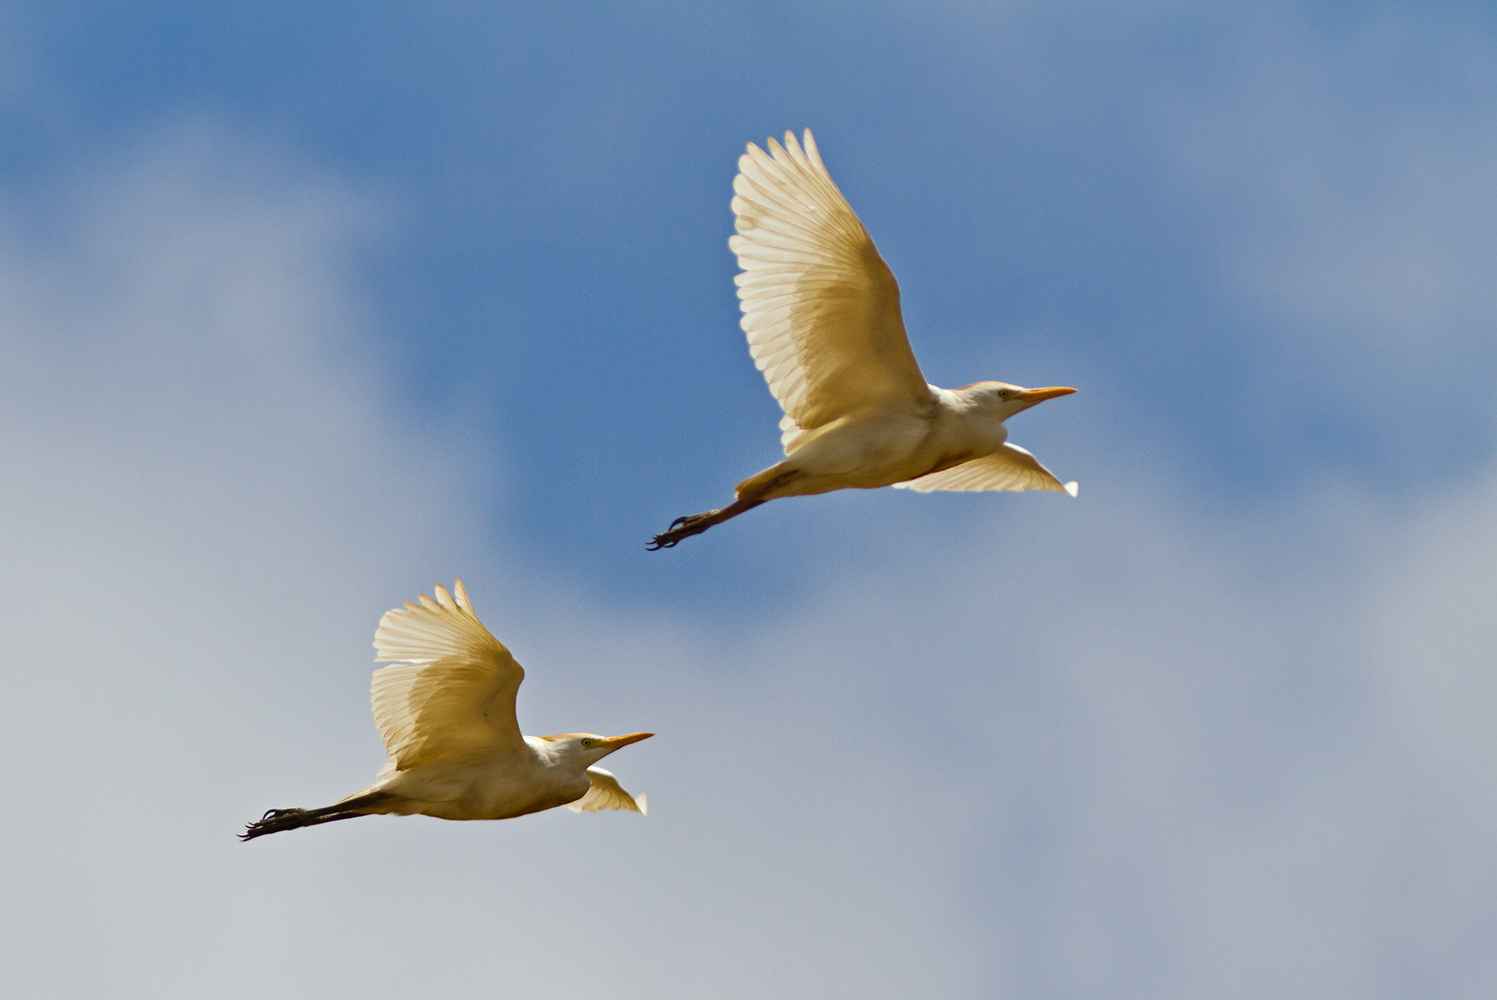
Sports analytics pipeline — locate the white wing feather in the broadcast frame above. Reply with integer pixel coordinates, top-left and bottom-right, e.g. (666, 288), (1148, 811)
(564, 767), (647, 815)
(731, 129), (932, 453)
(369, 579), (526, 770)
(894, 443), (1079, 496)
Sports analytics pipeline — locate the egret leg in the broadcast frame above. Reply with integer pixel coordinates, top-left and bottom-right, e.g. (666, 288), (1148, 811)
(239, 792), (395, 841)
(647, 497), (765, 549)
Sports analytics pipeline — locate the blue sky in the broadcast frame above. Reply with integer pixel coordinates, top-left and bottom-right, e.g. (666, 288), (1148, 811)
(20, 1), (1497, 602)
(3, 3), (1497, 997)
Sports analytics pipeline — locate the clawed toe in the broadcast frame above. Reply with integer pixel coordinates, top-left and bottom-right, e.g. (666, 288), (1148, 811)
(648, 511), (720, 550)
(646, 532), (681, 551)
(261, 808), (303, 821)
(239, 807), (308, 841)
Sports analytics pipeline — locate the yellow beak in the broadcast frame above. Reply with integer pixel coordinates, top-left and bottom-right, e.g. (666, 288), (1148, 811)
(602, 732), (655, 749)
(1016, 386), (1078, 403)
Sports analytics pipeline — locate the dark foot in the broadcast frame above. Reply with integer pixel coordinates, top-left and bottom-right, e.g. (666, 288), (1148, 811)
(647, 511), (721, 550)
(239, 807), (309, 841)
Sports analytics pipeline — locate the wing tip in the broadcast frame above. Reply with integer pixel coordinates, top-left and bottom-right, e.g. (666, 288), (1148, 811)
(1064, 480), (1079, 497)
(636, 792), (648, 816)
(451, 577), (475, 614)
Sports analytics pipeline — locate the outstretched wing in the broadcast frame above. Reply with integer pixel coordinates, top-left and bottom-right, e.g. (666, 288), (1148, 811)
(731, 129), (933, 453)
(564, 767), (647, 815)
(369, 579), (526, 770)
(894, 443), (1079, 496)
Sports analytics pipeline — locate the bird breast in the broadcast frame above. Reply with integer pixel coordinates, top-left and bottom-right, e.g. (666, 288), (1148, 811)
(376, 750), (593, 821)
(770, 393), (1015, 492)
(467, 758), (592, 820)
(932, 392), (1011, 455)
(788, 405), (936, 475)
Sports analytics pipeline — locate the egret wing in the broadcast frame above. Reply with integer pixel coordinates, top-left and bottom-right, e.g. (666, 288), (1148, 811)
(894, 443), (1079, 496)
(732, 129), (933, 452)
(564, 767), (647, 815)
(370, 579), (526, 770)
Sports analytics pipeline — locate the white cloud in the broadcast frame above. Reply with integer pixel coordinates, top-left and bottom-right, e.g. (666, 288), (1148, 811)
(730, 467), (1497, 999)
(0, 121), (494, 996)
(3, 105), (1496, 998)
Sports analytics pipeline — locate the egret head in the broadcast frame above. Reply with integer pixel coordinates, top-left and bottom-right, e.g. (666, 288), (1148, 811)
(542, 731), (654, 765)
(962, 380), (1077, 420)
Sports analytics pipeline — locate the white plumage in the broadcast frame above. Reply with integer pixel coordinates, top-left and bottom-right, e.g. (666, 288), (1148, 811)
(567, 768), (648, 815)
(895, 443), (1080, 496)
(650, 129), (1077, 549)
(731, 132), (929, 438)
(369, 580), (528, 770)
(242, 580), (651, 840)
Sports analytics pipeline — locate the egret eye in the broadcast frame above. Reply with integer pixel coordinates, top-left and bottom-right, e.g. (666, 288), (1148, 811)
(998, 389), (1011, 399)
(581, 738), (597, 748)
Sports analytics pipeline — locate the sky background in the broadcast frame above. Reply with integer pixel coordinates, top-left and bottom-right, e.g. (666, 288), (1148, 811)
(3, 2), (1496, 997)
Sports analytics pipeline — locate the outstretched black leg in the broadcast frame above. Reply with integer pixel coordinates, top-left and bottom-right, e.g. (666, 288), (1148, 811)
(648, 498), (765, 549)
(238, 792), (394, 841)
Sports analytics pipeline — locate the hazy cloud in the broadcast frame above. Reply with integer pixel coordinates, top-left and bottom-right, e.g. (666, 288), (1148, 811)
(4, 7), (1497, 998)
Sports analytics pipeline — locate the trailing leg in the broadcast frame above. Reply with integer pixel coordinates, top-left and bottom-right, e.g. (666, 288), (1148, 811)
(239, 791), (394, 841)
(648, 466), (803, 549)
(647, 497), (765, 549)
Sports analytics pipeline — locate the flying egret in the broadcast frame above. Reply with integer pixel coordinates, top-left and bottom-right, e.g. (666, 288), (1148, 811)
(240, 580), (651, 840)
(649, 129), (1077, 550)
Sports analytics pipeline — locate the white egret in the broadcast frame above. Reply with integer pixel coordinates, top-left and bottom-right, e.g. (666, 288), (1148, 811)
(649, 129), (1077, 549)
(241, 580), (651, 840)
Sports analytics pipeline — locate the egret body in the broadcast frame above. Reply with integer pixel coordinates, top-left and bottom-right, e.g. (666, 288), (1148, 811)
(650, 129), (1077, 549)
(241, 580), (651, 840)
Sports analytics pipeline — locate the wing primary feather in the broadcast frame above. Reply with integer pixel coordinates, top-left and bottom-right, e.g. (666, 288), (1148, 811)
(892, 444), (1075, 495)
(730, 129), (931, 431)
(801, 129), (827, 172)
(368, 580), (527, 769)
(564, 766), (647, 814)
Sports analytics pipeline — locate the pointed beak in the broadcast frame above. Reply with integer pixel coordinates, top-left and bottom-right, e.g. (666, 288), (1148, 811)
(601, 732), (654, 750)
(1015, 386), (1077, 404)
